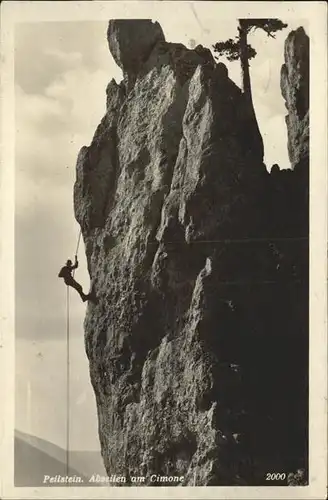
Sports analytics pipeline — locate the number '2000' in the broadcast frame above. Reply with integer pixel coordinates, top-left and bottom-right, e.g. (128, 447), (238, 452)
(266, 473), (286, 480)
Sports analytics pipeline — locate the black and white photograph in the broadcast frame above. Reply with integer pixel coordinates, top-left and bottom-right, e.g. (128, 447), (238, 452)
(0, 1), (327, 498)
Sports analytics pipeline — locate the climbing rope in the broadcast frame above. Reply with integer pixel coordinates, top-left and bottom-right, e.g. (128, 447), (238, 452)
(66, 284), (70, 476)
(72, 228), (82, 278)
(66, 227), (82, 476)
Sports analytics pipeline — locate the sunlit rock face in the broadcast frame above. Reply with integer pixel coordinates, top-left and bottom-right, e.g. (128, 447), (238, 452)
(74, 21), (308, 485)
(281, 26), (309, 169)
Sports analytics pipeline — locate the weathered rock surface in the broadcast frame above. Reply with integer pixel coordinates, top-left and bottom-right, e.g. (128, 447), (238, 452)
(108, 20), (165, 89)
(74, 21), (308, 485)
(281, 27), (309, 169)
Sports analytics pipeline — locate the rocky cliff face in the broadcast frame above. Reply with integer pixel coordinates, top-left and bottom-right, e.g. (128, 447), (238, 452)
(281, 27), (309, 169)
(74, 21), (309, 485)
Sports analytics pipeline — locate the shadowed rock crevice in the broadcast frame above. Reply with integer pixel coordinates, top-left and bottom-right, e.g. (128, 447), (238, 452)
(74, 20), (309, 486)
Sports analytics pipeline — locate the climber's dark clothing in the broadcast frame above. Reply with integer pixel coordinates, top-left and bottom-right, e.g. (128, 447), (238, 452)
(65, 276), (86, 301)
(58, 263), (78, 281)
(58, 259), (88, 302)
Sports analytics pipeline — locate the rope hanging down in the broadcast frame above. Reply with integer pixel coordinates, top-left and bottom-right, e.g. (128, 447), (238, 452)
(73, 228), (82, 278)
(66, 227), (82, 476)
(66, 284), (70, 476)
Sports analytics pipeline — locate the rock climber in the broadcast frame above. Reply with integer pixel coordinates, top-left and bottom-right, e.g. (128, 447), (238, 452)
(58, 256), (92, 302)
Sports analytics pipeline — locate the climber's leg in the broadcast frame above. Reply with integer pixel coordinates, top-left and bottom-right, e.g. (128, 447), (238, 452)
(65, 278), (87, 301)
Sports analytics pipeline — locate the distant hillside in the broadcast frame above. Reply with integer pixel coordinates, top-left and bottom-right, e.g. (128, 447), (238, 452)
(15, 429), (107, 487)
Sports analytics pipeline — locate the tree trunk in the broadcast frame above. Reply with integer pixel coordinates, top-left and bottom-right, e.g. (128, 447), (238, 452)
(238, 20), (264, 161)
(238, 21), (253, 105)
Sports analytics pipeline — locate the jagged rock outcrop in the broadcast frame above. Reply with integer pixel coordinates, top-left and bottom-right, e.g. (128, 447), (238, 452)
(74, 21), (308, 485)
(107, 20), (165, 90)
(281, 27), (309, 169)
(269, 26), (309, 242)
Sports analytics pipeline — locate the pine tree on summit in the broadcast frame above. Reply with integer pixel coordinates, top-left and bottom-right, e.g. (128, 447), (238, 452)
(213, 19), (287, 159)
(213, 19), (287, 107)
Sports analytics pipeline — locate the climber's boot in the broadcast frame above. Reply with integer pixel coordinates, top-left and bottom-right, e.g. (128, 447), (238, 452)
(86, 289), (98, 304)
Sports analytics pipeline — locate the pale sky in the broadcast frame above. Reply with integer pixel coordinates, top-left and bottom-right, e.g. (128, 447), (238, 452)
(14, 8), (307, 452)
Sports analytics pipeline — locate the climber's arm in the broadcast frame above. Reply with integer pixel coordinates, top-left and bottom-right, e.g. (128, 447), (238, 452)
(72, 256), (79, 269)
